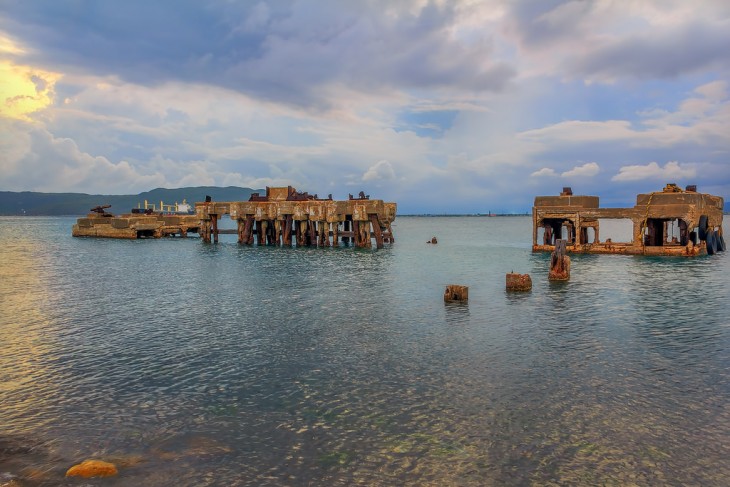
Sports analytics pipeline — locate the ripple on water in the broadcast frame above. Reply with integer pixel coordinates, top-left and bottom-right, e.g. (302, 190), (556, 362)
(1, 216), (729, 485)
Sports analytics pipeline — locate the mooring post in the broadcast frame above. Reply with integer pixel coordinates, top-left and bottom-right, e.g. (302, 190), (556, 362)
(444, 285), (468, 302)
(506, 273), (532, 291)
(549, 239), (570, 280)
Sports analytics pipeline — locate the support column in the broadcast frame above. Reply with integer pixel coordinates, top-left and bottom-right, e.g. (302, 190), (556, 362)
(211, 214), (219, 244)
(256, 220), (263, 246)
(245, 216), (255, 245)
(308, 220), (316, 247)
(352, 220), (360, 248)
(283, 215), (293, 246)
(237, 219), (245, 244)
(370, 214), (384, 249)
(259, 220), (269, 245)
(361, 220), (372, 248)
(202, 219), (211, 243)
(332, 221), (339, 246)
(275, 220), (282, 246)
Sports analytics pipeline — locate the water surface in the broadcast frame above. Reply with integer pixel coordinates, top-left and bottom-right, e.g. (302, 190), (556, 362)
(1, 216), (728, 486)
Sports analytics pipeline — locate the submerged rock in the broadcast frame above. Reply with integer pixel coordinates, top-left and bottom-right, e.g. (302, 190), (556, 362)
(65, 459), (118, 478)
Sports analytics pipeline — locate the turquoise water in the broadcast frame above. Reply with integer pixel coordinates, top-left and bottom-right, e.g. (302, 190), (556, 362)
(1, 216), (728, 486)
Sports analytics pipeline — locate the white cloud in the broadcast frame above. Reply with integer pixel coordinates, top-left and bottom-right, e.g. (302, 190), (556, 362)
(611, 161), (696, 182)
(531, 167), (557, 178)
(362, 159), (396, 182)
(562, 162), (599, 177)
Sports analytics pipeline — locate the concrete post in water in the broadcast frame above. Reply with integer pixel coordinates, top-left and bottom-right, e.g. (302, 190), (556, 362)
(506, 272), (532, 291)
(444, 285), (469, 302)
(549, 239), (570, 281)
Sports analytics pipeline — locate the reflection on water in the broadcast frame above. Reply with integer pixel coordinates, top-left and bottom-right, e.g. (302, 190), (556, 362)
(0, 216), (728, 486)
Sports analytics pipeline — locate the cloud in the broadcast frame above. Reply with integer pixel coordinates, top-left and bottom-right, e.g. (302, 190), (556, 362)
(569, 21), (730, 82)
(0, 1), (516, 112)
(0, 1), (728, 212)
(362, 160), (396, 182)
(611, 161), (696, 182)
(562, 162), (599, 178)
(531, 167), (557, 178)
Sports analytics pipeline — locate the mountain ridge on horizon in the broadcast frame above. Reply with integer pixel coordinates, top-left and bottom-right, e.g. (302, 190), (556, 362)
(0, 186), (264, 216)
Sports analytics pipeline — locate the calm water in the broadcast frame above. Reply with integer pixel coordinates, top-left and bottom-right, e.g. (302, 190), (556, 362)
(1, 216), (728, 486)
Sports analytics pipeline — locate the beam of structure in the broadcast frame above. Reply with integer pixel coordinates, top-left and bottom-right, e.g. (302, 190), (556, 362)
(195, 186), (396, 248)
(532, 184), (725, 256)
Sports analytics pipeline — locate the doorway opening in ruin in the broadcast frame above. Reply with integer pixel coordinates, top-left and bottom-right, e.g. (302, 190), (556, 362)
(597, 218), (633, 244)
(538, 218), (575, 245)
(642, 218), (691, 246)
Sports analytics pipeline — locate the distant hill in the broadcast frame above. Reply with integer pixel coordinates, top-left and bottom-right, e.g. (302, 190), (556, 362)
(0, 187), (264, 216)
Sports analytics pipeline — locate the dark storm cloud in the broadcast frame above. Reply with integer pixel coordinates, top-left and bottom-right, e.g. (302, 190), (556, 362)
(0, 0), (515, 109)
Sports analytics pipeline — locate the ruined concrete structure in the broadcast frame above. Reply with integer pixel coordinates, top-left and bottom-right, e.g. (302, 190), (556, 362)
(196, 186), (396, 248)
(73, 187), (397, 248)
(533, 184), (725, 256)
(72, 205), (200, 239)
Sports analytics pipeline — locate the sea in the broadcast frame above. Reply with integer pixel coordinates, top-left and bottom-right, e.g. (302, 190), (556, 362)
(1, 215), (728, 486)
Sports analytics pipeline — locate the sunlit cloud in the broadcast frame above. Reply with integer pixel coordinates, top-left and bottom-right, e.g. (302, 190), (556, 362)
(363, 160), (396, 182)
(612, 161), (696, 182)
(562, 162), (599, 178)
(0, 61), (60, 120)
(531, 167), (557, 178)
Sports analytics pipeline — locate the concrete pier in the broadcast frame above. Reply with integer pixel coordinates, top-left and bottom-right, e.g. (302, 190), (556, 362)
(196, 186), (396, 247)
(72, 187), (397, 248)
(72, 206), (200, 239)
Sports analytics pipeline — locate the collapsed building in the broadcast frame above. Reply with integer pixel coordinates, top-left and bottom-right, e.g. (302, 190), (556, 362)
(532, 184), (725, 256)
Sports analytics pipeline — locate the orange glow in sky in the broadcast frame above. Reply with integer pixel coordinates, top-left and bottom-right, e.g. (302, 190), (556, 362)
(1, 37), (60, 120)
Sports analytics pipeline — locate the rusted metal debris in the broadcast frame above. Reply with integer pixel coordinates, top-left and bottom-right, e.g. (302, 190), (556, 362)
(533, 184), (725, 256)
(89, 205), (113, 217)
(72, 187), (397, 247)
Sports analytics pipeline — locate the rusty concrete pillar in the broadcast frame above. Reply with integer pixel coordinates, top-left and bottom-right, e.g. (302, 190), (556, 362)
(444, 285), (468, 302)
(506, 273), (532, 291)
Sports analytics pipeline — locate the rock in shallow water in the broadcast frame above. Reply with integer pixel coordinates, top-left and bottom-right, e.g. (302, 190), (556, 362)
(65, 459), (118, 478)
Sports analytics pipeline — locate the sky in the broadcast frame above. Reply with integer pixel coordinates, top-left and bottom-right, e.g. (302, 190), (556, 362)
(0, 0), (729, 214)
